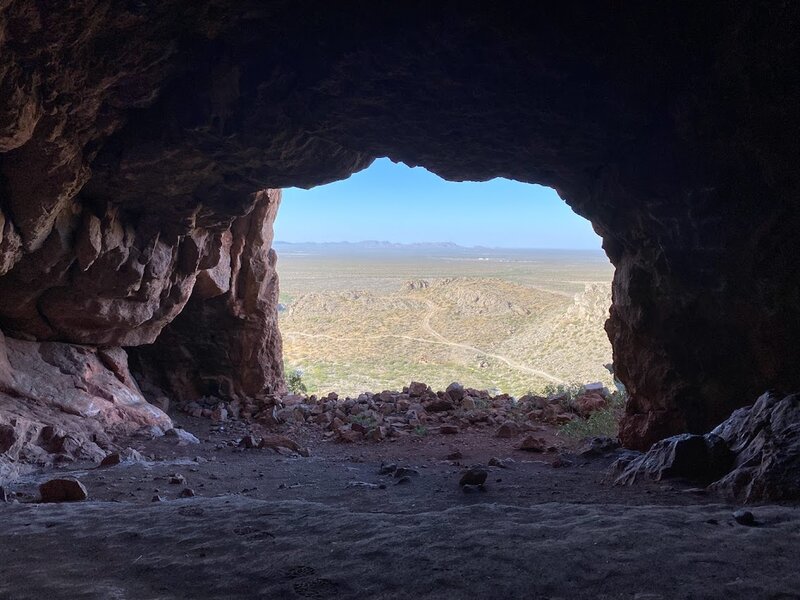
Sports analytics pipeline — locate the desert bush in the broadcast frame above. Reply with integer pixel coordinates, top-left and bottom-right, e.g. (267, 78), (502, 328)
(558, 407), (620, 440)
(285, 367), (308, 394)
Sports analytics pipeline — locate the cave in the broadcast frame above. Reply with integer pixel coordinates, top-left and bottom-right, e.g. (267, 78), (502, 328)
(1, 2), (800, 595)
(2, 1), (798, 451)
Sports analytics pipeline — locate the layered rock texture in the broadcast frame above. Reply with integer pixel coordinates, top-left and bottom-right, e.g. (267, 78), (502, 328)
(615, 392), (800, 503)
(1, 2), (799, 454)
(0, 330), (171, 481)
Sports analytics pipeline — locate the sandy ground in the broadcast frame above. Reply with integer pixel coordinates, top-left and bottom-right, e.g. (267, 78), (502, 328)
(1, 419), (799, 600)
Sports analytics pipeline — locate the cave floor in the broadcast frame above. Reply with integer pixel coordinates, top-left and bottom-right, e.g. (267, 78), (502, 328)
(2, 419), (800, 600)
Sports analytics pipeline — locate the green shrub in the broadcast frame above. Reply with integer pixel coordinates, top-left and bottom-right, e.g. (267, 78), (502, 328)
(558, 407), (620, 440)
(285, 367), (308, 394)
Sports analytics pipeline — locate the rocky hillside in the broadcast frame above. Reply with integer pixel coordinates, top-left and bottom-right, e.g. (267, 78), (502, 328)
(280, 277), (613, 397)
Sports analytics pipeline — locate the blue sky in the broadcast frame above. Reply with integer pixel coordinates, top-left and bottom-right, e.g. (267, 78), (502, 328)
(274, 158), (602, 249)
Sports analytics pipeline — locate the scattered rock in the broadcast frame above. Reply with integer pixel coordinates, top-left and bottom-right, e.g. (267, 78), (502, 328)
(394, 467), (419, 478)
(39, 478), (88, 503)
(238, 435), (259, 449)
(151, 495), (164, 502)
(445, 382), (465, 402)
(488, 457), (509, 469)
(445, 450), (463, 460)
(169, 474), (186, 485)
(424, 399), (454, 412)
(407, 382), (430, 397)
(459, 468), (488, 487)
(439, 425), (459, 435)
(733, 509), (756, 526)
(518, 436), (546, 452)
(164, 428), (200, 445)
(99, 452), (122, 467)
(495, 421), (520, 438)
(179, 488), (196, 498)
(579, 436), (621, 457)
(379, 464), (398, 475)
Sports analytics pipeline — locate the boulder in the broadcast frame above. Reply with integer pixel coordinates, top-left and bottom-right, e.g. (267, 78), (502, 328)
(615, 392), (800, 503)
(614, 433), (733, 485)
(39, 478), (88, 502)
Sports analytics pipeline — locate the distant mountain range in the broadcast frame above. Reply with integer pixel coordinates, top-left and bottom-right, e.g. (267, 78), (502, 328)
(273, 241), (604, 254)
(274, 240), (464, 251)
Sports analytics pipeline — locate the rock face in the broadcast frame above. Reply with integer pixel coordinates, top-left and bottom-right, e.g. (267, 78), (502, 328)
(615, 392), (800, 503)
(129, 190), (285, 401)
(0, 331), (171, 482)
(0, 3), (799, 452)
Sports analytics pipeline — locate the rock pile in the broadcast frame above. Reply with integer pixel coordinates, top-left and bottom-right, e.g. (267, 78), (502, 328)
(177, 381), (613, 444)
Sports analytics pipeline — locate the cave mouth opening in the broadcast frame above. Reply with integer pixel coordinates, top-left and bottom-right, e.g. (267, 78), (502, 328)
(272, 157), (619, 442)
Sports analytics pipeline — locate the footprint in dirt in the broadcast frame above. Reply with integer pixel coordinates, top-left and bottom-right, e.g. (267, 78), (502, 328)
(284, 566), (340, 599)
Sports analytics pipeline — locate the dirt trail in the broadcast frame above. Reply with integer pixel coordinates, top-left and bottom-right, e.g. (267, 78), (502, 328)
(283, 297), (566, 384)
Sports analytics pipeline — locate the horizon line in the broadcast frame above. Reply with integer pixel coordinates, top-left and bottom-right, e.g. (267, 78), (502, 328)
(273, 240), (606, 251)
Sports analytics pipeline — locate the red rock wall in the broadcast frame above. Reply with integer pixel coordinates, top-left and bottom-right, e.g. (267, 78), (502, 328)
(129, 190), (285, 401)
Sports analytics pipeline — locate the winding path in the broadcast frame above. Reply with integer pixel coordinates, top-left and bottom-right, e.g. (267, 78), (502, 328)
(282, 298), (566, 384)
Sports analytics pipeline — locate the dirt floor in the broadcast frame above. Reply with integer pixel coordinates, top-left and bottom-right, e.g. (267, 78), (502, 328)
(1, 417), (799, 600)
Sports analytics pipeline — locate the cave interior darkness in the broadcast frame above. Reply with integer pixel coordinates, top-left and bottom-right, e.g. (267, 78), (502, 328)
(0, 1), (798, 456)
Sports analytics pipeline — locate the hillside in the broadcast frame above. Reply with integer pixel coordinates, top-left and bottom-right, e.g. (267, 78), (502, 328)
(279, 264), (613, 397)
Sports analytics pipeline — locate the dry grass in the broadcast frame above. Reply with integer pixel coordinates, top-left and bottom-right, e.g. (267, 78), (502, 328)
(278, 251), (613, 397)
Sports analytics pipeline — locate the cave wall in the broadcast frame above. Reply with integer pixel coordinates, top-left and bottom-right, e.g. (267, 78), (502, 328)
(129, 189), (285, 402)
(1, 1), (798, 449)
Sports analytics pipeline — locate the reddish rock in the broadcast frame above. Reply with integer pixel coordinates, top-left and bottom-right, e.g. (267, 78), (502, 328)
(495, 421), (521, 438)
(407, 382), (430, 397)
(439, 425), (459, 435)
(39, 478), (88, 503)
(519, 436), (546, 453)
(423, 399), (454, 413)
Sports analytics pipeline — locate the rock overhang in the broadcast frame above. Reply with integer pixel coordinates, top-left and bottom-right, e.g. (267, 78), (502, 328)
(0, 1), (798, 450)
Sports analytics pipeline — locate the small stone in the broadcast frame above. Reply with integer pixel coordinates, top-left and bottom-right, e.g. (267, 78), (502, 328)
(495, 421), (520, 438)
(164, 428), (200, 445)
(439, 425), (459, 434)
(519, 436), (546, 452)
(445, 450), (463, 460)
(39, 478), (88, 503)
(151, 494), (164, 502)
(394, 467), (419, 478)
(378, 464), (397, 475)
(179, 488), (196, 498)
(99, 452), (122, 467)
(733, 509), (755, 526)
(169, 474), (186, 485)
(459, 469), (488, 487)
(488, 457), (509, 469)
(238, 434), (259, 449)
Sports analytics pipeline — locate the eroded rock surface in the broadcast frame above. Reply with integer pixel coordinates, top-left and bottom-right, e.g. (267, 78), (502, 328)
(615, 392), (800, 502)
(0, 331), (170, 482)
(129, 190), (285, 401)
(0, 2), (798, 453)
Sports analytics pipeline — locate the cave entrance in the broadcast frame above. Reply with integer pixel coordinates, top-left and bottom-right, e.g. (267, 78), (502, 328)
(273, 158), (619, 443)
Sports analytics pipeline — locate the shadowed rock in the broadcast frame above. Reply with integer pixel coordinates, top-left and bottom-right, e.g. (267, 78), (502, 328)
(616, 392), (800, 502)
(0, 3), (799, 453)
